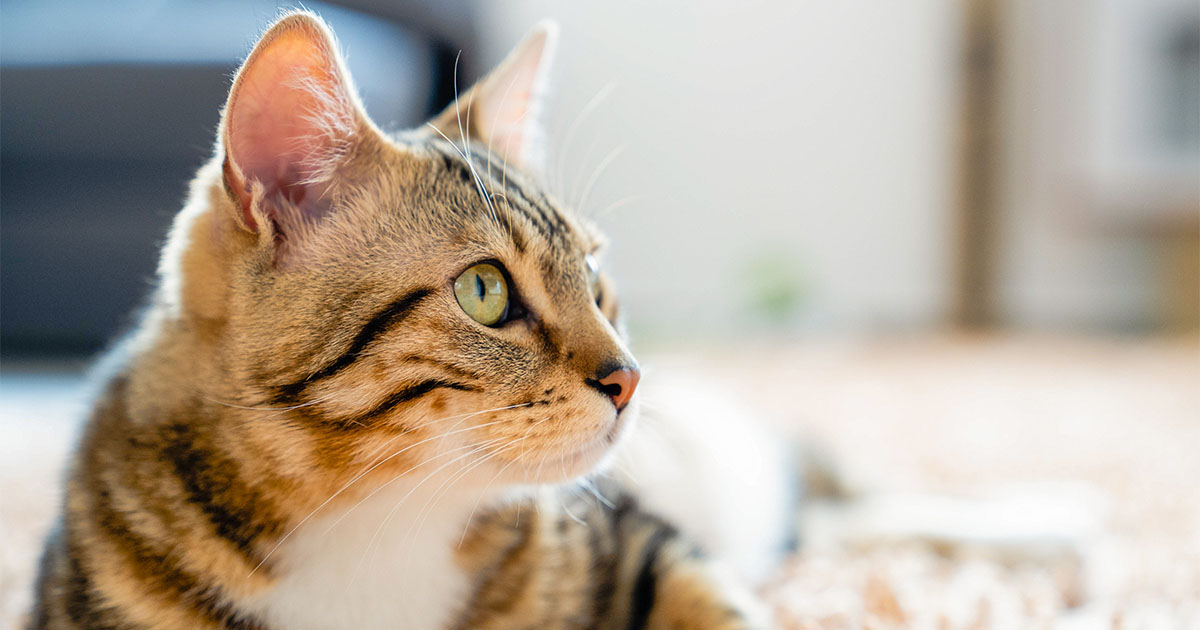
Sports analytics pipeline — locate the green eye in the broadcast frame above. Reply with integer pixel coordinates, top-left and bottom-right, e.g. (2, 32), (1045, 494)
(454, 263), (509, 326)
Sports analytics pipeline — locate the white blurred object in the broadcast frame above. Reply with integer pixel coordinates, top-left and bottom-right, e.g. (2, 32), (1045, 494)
(802, 483), (1107, 557)
(611, 369), (797, 583)
(609, 368), (1111, 593)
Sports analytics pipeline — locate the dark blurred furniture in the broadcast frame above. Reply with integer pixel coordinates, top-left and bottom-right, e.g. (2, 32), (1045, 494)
(1, 0), (475, 355)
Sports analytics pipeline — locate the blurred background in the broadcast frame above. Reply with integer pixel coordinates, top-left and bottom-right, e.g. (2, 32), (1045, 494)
(2, 0), (1197, 350)
(2, 1), (1198, 627)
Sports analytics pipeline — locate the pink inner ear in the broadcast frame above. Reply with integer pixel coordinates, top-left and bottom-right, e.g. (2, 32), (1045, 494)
(468, 23), (554, 168)
(225, 26), (353, 232)
(476, 79), (534, 161)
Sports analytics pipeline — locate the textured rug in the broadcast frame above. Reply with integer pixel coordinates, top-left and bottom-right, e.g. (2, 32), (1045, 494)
(2, 337), (1196, 629)
(693, 336), (1199, 629)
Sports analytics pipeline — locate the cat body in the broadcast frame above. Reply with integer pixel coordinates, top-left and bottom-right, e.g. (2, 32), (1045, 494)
(32, 12), (785, 630)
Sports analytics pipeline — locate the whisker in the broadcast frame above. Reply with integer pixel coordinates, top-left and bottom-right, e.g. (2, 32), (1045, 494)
(246, 402), (529, 577)
(452, 51), (467, 157)
(410, 438), (523, 553)
(576, 144), (625, 216)
(591, 194), (642, 220)
(382, 441), (517, 578)
(426, 121), (499, 226)
(533, 447), (551, 482)
(350, 399), (530, 470)
(568, 134), (604, 209)
(458, 438), (527, 547)
(462, 76), (497, 225)
(348, 437), (506, 587)
(486, 72), (523, 191)
(560, 487), (588, 527)
(204, 396), (324, 412)
(610, 459), (642, 487)
(221, 393), (344, 429)
(320, 421), (512, 535)
(501, 135), (513, 197)
(497, 107), (531, 198)
(552, 82), (616, 197)
(452, 54), (499, 226)
(410, 440), (509, 538)
(580, 477), (615, 509)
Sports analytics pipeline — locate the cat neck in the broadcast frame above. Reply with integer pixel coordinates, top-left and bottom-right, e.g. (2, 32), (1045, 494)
(242, 475), (510, 630)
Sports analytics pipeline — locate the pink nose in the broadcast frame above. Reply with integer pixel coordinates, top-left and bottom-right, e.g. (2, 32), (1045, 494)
(594, 367), (640, 412)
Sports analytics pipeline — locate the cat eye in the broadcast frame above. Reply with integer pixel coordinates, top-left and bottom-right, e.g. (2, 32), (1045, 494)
(454, 263), (511, 326)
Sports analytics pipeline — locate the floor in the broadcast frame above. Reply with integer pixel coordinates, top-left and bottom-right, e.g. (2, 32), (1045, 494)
(1, 360), (90, 625)
(1, 336), (1197, 629)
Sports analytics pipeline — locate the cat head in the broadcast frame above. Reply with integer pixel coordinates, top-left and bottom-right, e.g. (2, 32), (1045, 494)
(169, 11), (637, 487)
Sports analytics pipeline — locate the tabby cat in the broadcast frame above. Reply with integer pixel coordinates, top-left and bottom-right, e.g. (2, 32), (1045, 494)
(32, 12), (791, 630)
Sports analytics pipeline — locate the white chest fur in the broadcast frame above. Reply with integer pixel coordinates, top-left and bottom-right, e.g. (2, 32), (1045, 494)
(243, 480), (487, 630)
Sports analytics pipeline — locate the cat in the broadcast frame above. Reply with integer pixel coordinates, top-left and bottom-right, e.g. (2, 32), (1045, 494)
(31, 11), (795, 630)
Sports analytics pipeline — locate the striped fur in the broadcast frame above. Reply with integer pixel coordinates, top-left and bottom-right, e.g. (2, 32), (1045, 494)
(32, 12), (769, 630)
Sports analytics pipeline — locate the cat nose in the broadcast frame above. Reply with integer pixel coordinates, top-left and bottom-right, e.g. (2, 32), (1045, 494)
(588, 365), (640, 412)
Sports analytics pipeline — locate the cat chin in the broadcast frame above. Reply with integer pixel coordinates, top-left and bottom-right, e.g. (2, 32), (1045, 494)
(487, 436), (613, 486)
(514, 404), (636, 485)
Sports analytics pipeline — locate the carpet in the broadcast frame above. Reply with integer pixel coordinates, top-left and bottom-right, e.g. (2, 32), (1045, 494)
(2, 337), (1196, 629)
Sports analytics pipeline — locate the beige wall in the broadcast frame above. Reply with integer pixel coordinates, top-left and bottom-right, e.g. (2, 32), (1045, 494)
(470, 1), (960, 339)
(468, 1), (1193, 338)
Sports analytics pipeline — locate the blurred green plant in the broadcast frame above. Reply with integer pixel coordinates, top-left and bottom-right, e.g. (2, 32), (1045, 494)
(742, 249), (809, 324)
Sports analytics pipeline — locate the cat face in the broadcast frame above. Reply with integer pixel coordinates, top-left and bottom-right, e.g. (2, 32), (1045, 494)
(178, 13), (638, 488)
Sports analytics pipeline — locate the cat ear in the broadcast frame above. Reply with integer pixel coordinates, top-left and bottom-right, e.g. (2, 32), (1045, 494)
(430, 21), (558, 172)
(220, 11), (365, 235)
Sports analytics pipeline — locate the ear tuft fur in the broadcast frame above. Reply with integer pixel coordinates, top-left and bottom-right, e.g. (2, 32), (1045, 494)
(220, 10), (365, 241)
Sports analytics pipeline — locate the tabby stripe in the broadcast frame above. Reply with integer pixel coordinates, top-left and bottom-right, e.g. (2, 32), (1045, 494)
(355, 379), (476, 425)
(274, 288), (433, 403)
(400, 355), (489, 383)
(62, 537), (123, 630)
(85, 476), (266, 630)
(463, 149), (502, 181)
(31, 528), (58, 629)
(513, 185), (571, 236)
(436, 152), (512, 231)
(432, 140), (566, 245)
(455, 147), (510, 200)
(470, 509), (537, 619)
(439, 153), (476, 188)
(160, 423), (283, 568)
(508, 200), (557, 243)
(627, 527), (674, 630)
(588, 512), (618, 624)
(494, 203), (526, 253)
(509, 195), (560, 241)
(534, 323), (561, 359)
(494, 181), (558, 240)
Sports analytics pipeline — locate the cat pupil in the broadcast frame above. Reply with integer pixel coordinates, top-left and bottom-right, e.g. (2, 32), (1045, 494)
(475, 273), (485, 302)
